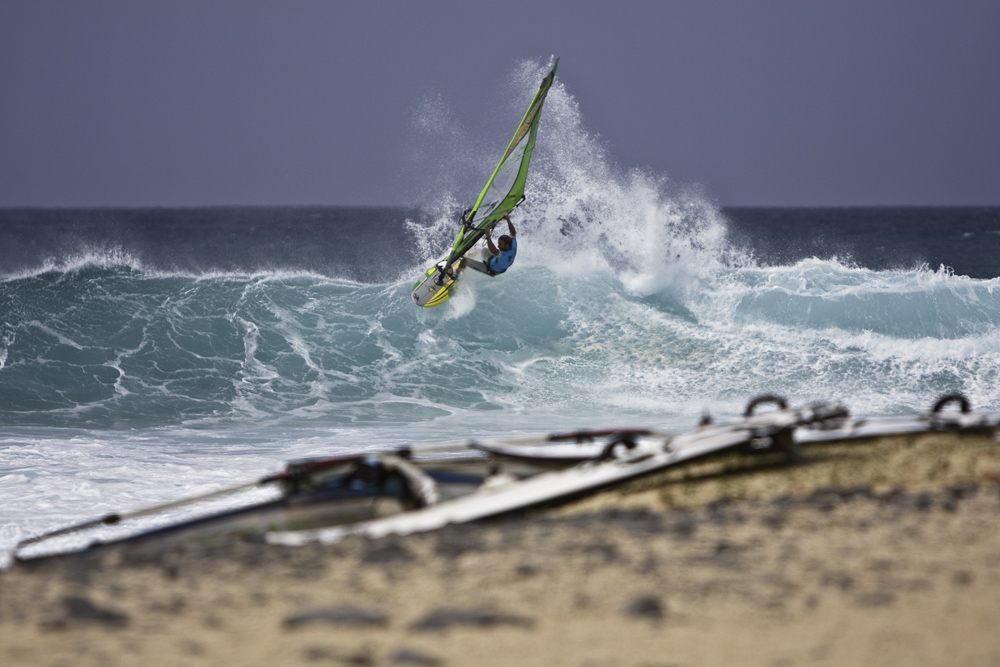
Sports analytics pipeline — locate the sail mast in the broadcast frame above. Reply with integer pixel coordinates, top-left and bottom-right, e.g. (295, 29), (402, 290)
(445, 60), (559, 267)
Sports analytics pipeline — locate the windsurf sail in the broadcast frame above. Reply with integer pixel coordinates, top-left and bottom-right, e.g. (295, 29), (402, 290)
(444, 59), (558, 270)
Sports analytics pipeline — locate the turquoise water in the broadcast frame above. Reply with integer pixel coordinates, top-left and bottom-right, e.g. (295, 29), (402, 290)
(2, 64), (999, 558)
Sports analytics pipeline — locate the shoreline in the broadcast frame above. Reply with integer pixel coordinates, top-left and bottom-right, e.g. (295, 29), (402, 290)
(3, 432), (999, 666)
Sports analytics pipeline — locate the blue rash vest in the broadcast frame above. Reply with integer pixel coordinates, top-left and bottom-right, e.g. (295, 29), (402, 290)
(488, 238), (517, 274)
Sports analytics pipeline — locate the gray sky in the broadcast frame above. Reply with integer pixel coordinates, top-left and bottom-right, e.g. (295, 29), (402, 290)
(1, 1), (998, 207)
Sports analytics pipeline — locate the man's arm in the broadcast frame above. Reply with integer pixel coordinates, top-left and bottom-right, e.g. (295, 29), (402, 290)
(485, 227), (499, 256)
(504, 213), (516, 237)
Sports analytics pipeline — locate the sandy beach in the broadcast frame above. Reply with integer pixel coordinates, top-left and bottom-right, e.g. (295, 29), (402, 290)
(3, 431), (1000, 666)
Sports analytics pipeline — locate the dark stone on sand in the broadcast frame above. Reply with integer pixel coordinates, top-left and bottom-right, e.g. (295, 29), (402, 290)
(717, 540), (747, 558)
(879, 488), (906, 505)
(713, 540), (738, 556)
(819, 571), (854, 591)
(839, 485), (874, 500)
(434, 527), (486, 559)
(410, 607), (534, 631)
(705, 498), (744, 525)
(599, 508), (665, 534)
(283, 605), (388, 629)
(855, 590), (896, 607)
(898, 578), (932, 592)
(803, 485), (873, 510)
(946, 482), (978, 500)
(911, 492), (934, 511)
(691, 540), (746, 569)
(489, 523), (525, 552)
(943, 482), (978, 510)
(288, 554), (327, 580)
(582, 542), (619, 563)
(807, 489), (841, 512)
(362, 541), (415, 565)
(953, 570), (974, 586)
(302, 645), (375, 664)
(637, 554), (659, 574)
(771, 493), (795, 508)
(41, 595), (130, 630)
(867, 558), (895, 572)
(668, 512), (696, 539)
(203, 615), (224, 629)
(624, 595), (664, 620)
(391, 648), (444, 666)
(117, 547), (167, 569)
(515, 564), (537, 577)
(147, 596), (186, 615)
(179, 639), (205, 656)
(303, 646), (333, 662)
(706, 497), (732, 510)
(59, 558), (102, 586)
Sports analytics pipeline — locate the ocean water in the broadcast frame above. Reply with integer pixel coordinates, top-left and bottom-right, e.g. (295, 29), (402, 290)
(2, 63), (1000, 561)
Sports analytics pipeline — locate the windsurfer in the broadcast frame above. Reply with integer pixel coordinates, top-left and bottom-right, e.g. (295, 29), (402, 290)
(444, 213), (517, 280)
(484, 214), (517, 275)
(410, 60), (555, 306)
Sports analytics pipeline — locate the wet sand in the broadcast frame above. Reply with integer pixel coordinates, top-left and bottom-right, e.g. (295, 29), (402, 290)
(3, 432), (1000, 666)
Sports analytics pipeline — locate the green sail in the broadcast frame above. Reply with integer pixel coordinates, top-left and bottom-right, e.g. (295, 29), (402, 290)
(446, 60), (558, 265)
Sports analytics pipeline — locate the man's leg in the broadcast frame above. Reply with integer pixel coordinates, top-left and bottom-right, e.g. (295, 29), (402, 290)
(463, 257), (495, 276)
